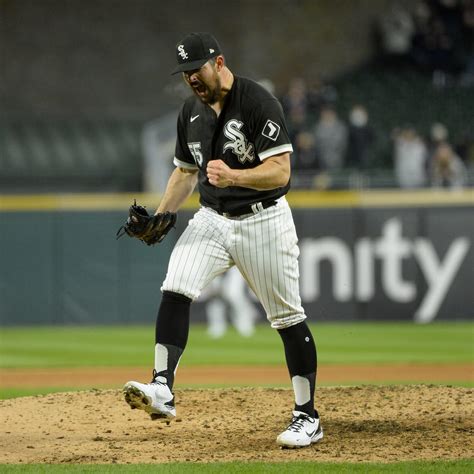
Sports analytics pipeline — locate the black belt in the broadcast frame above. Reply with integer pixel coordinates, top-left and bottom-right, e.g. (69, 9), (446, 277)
(217, 199), (277, 218)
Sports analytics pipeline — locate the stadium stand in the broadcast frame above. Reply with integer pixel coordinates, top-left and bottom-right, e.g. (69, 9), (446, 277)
(290, 59), (474, 189)
(1, 0), (472, 193)
(335, 61), (474, 167)
(0, 120), (143, 193)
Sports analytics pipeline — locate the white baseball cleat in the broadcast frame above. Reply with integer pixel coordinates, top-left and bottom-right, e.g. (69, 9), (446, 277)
(123, 376), (176, 420)
(276, 410), (323, 448)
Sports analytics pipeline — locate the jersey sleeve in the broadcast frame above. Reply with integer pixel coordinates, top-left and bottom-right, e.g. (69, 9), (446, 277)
(251, 98), (294, 161)
(173, 108), (199, 170)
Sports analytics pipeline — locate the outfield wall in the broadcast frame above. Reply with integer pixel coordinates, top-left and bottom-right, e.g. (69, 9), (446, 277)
(0, 190), (472, 325)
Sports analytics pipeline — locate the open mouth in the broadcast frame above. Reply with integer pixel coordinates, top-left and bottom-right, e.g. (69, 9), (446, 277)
(193, 84), (207, 96)
(189, 78), (206, 94)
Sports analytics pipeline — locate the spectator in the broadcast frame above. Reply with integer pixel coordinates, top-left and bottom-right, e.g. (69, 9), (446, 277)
(411, 0), (468, 83)
(392, 126), (428, 188)
(281, 78), (316, 173)
(313, 105), (348, 170)
(282, 77), (339, 175)
(293, 131), (318, 171)
(308, 76), (339, 108)
(377, 1), (415, 64)
(428, 121), (450, 157)
(430, 141), (467, 188)
(459, 0), (474, 85)
(455, 129), (474, 166)
(281, 77), (312, 138)
(346, 104), (375, 169)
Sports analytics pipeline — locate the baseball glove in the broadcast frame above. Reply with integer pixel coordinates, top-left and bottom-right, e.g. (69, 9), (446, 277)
(116, 200), (177, 246)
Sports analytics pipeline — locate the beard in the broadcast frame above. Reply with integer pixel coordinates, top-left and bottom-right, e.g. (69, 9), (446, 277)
(191, 72), (222, 105)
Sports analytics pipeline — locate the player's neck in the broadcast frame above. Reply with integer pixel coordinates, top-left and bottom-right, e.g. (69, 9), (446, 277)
(209, 68), (234, 117)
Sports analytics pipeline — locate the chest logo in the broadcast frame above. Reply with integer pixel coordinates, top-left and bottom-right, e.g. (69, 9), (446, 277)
(223, 119), (255, 163)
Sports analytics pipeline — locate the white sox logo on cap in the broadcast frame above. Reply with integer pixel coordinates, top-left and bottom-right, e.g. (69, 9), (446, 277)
(177, 45), (188, 60)
(172, 32), (221, 74)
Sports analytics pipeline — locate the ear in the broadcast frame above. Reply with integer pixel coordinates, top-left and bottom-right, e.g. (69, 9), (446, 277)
(215, 55), (225, 71)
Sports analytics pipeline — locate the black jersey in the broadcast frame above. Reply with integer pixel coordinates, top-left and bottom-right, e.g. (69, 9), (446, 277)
(173, 76), (293, 214)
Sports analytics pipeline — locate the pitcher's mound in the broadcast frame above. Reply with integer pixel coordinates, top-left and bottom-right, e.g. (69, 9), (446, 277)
(1, 385), (472, 464)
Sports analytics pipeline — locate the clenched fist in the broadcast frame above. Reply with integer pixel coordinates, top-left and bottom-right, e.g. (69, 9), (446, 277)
(206, 159), (237, 188)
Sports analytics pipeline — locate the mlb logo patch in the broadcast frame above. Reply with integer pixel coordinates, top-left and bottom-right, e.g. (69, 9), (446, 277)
(262, 120), (280, 141)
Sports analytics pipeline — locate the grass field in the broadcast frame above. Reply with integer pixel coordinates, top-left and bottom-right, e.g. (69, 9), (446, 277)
(0, 460), (473, 473)
(1, 321), (472, 399)
(1, 322), (472, 369)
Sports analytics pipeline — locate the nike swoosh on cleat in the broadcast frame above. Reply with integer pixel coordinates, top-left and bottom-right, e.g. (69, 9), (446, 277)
(190, 115), (200, 122)
(305, 429), (317, 438)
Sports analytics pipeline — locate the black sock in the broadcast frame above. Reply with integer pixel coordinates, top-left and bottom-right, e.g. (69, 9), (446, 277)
(154, 290), (191, 389)
(278, 321), (318, 417)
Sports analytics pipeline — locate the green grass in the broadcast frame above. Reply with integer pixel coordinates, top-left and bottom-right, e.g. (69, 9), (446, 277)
(1, 322), (473, 369)
(0, 460), (472, 473)
(0, 387), (80, 399)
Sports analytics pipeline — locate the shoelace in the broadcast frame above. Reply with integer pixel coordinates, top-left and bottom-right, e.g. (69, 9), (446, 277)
(150, 369), (175, 408)
(150, 369), (159, 383)
(287, 415), (310, 433)
(150, 369), (168, 386)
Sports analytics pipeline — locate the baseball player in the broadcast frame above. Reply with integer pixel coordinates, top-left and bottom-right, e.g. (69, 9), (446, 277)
(122, 32), (323, 448)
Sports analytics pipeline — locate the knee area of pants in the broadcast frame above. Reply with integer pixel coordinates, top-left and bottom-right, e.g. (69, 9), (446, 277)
(268, 313), (306, 330)
(161, 290), (193, 305)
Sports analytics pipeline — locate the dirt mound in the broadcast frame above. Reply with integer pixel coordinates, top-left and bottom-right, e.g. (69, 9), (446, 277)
(1, 386), (472, 464)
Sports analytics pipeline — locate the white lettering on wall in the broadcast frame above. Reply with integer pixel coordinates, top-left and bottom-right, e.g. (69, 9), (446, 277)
(300, 218), (470, 322)
(300, 239), (352, 302)
(413, 238), (470, 323)
(355, 238), (373, 301)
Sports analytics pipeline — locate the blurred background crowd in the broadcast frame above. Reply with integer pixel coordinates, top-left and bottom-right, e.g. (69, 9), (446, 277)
(282, 0), (474, 190)
(1, 0), (473, 193)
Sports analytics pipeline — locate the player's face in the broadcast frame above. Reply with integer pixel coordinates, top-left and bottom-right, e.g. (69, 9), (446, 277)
(183, 60), (221, 105)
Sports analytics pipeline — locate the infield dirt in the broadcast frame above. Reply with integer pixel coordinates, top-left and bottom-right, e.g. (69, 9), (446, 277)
(1, 385), (472, 464)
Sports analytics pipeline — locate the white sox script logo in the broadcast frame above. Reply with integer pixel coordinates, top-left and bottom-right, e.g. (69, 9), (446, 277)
(177, 45), (188, 60)
(223, 120), (255, 163)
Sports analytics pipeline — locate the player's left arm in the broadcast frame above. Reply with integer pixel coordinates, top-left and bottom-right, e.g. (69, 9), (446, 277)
(206, 153), (290, 190)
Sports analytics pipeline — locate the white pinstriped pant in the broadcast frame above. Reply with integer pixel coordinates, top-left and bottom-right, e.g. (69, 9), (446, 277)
(161, 196), (306, 329)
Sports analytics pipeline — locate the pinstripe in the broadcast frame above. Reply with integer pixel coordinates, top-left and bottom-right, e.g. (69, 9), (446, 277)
(285, 209), (300, 309)
(167, 219), (195, 290)
(260, 213), (270, 312)
(251, 213), (265, 309)
(184, 213), (226, 290)
(180, 224), (217, 292)
(221, 200), (305, 328)
(232, 220), (256, 295)
(253, 215), (264, 312)
(268, 206), (278, 315)
(278, 205), (288, 316)
(241, 215), (258, 297)
(162, 209), (232, 300)
(274, 204), (284, 317)
(261, 212), (273, 315)
(164, 199), (305, 327)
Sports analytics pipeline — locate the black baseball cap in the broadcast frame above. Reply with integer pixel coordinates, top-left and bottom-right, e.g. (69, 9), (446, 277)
(171, 32), (222, 75)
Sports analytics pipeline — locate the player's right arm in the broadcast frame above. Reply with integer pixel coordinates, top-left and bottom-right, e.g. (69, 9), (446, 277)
(155, 167), (198, 214)
(155, 104), (200, 214)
